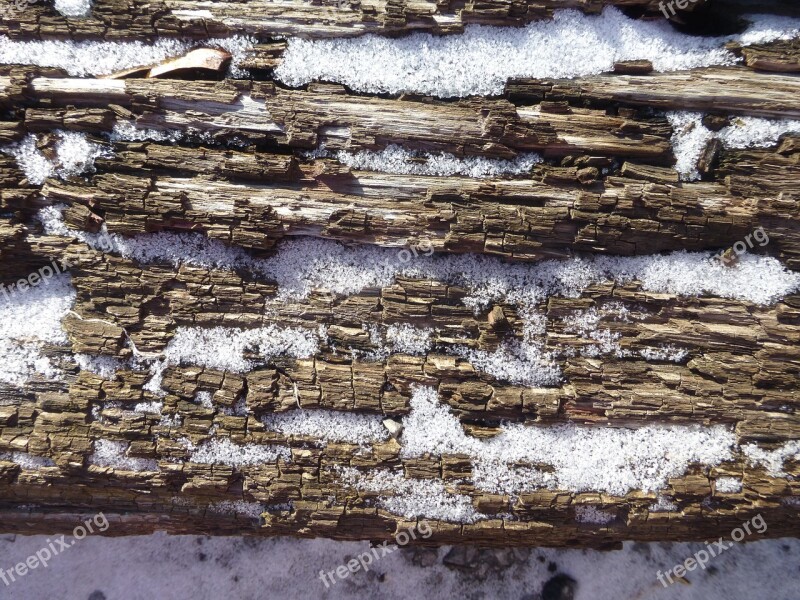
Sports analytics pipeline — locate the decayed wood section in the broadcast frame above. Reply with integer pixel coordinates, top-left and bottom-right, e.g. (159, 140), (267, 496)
(0, 6), (799, 547)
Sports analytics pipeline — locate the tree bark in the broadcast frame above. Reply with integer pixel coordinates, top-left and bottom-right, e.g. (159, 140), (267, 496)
(0, 3), (799, 547)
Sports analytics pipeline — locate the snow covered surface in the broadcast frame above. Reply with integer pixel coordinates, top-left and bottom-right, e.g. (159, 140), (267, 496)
(0, 273), (75, 387)
(38, 205), (800, 388)
(742, 441), (800, 478)
(38, 206), (800, 310)
(0, 532), (797, 600)
(716, 476), (743, 494)
(338, 467), (487, 524)
(310, 144), (542, 178)
(276, 9), (800, 97)
(668, 113), (800, 180)
(262, 410), (389, 445)
(53, 0), (92, 18)
(188, 438), (291, 468)
(398, 387), (736, 497)
(89, 440), (159, 471)
(0, 35), (254, 77)
(163, 326), (320, 374)
(0, 132), (112, 185)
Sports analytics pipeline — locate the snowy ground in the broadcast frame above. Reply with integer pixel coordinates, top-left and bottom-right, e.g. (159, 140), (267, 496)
(0, 533), (797, 599)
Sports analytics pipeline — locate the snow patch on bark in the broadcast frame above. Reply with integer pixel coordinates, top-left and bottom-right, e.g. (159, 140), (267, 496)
(668, 112), (800, 181)
(309, 144), (542, 178)
(262, 410), (389, 445)
(0, 35), (254, 77)
(276, 9), (800, 98)
(0, 273), (75, 387)
(54, 0), (92, 18)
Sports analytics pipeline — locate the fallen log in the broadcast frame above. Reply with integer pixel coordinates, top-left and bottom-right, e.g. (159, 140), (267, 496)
(0, 1), (798, 548)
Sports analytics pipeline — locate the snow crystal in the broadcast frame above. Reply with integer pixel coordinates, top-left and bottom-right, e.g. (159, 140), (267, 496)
(0, 273), (75, 387)
(195, 391), (214, 409)
(74, 353), (126, 379)
(668, 112), (800, 181)
(0, 452), (56, 469)
(207, 500), (265, 520)
(54, 0), (92, 18)
(400, 387), (736, 496)
(649, 496), (678, 512)
(109, 122), (185, 144)
(1, 132), (111, 185)
(89, 439), (159, 471)
(338, 467), (486, 524)
(716, 476), (743, 493)
(0, 35), (254, 77)
(452, 341), (561, 387)
(41, 206), (800, 310)
(638, 345), (689, 363)
(275, 9), (800, 98)
(163, 325), (320, 373)
(313, 144), (542, 178)
(262, 409), (388, 445)
(188, 438), (291, 468)
(743, 441), (800, 478)
(575, 506), (616, 524)
(385, 324), (433, 355)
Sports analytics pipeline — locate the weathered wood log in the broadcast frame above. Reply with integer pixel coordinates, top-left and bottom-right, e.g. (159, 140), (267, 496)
(0, 2), (798, 548)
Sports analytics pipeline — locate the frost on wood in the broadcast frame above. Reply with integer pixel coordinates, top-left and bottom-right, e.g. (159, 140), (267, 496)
(337, 467), (487, 524)
(715, 477), (743, 494)
(1, 133), (111, 185)
(162, 326), (320, 373)
(310, 144), (543, 178)
(188, 438), (291, 468)
(0, 35), (254, 77)
(742, 441), (800, 478)
(262, 409), (389, 445)
(275, 8), (800, 97)
(89, 440), (159, 471)
(0, 274), (75, 387)
(400, 387), (737, 497)
(38, 207), (800, 309)
(668, 112), (800, 181)
(53, 0), (92, 18)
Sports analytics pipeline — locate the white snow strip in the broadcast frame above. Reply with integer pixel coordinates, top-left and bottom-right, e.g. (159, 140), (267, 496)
(0, 35), (254, 77)
(649, 496), (678, 512)
(54, 0), (92, 18)
(109, 122), (188, 144)
(275, 9), (800, 98)
(668, 112), (800, 181)
(40, 206), (800, 310)
(188, 438), (291, 468)
(74, 353), (127, 379)
(262, 409), (389, 445)
(338, 467), (487, 524)
(402, 387), (736, 497)
(0, 273), (75, 387)
(743, 441), (800, 478)
(385, 324), (433, 355)
(1, 132), (112, 185)
(89, 439), (159, 471)
(163, 325), (320, 373)
(207, 500), (265, 520)
(0, 452), (56, 469)
(715, 476), (743, 493)
(575, 506), (616, 524)
(311, 144), (542, 178)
